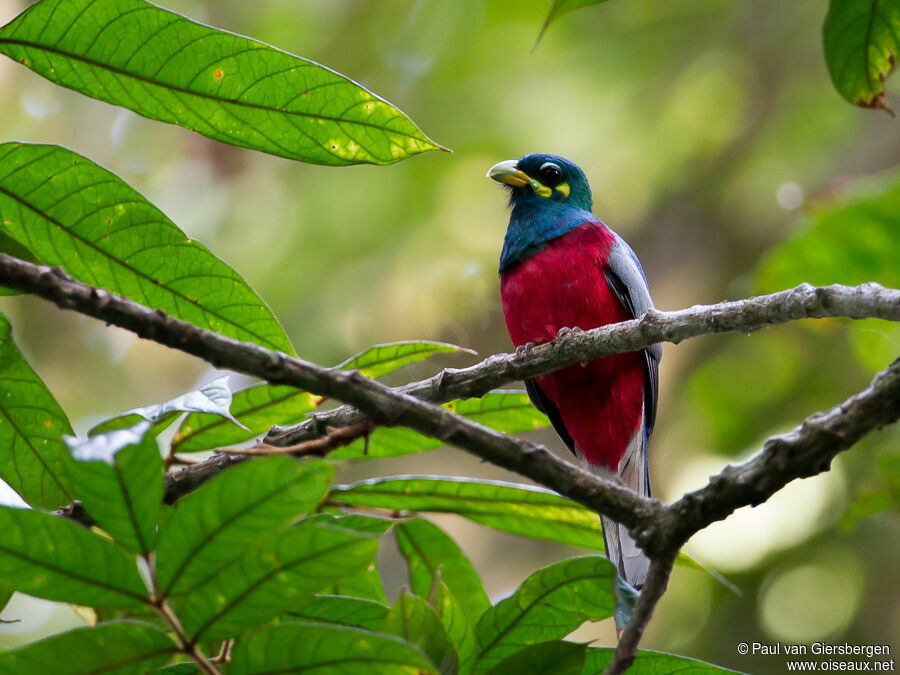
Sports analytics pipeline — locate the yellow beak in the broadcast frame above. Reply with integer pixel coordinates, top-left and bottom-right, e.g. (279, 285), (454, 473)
(486, 160), (531, 187)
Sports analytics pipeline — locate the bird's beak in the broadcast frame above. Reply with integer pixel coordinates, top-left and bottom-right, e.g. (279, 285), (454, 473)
(486, 160), (531, 187)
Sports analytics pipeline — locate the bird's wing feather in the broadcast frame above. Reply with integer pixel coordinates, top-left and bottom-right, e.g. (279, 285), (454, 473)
(524, 378), (576, 455)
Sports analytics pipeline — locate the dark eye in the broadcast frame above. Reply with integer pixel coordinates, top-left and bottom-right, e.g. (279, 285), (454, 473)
(539, 162), (562, 184)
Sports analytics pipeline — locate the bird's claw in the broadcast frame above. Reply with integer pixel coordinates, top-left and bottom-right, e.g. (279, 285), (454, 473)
(515, 342), (536, 358)
(556, 326), (582, 339)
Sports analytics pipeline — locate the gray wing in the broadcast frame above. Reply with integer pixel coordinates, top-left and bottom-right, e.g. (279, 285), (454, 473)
(604, 234), (661, 444)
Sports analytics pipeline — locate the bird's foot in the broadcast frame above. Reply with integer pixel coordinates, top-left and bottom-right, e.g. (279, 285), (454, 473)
(556, 326), (582, 339)
(515, 342), (536, 358)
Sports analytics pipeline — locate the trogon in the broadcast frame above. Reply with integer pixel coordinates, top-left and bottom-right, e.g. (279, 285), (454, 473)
(488, 153), (662, 589)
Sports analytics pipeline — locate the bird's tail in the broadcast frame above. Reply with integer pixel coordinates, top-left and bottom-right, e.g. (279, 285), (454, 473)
(595, 431), (651, 590)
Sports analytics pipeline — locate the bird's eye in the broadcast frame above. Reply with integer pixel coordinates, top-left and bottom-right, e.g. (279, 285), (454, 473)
(539, 162), (562, 185)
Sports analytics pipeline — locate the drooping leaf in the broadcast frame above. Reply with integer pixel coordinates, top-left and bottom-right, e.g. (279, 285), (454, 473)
(65, 422), (164, 555)
(0, 313), (74, 509)
(473, 556), (617, 673)
(430, 579), (478, 675)
(0, 506), (147, 607)
(287, 595), (389, 631)
(757, 173), (900, 292)
(0, 143), (293, 353)
(172, 384), (317, 454)
(156, 456), (333, 597)
(823, 0), (900, 113)
(89, 376), (245, 437)
(0, 0), (443, 165)
(487, 641), (587, 675)
(0, 621), (175, 675)
(339, 341), (473, 378)
(382, 592), (458, 675)
(176, 521), (379, 642)
(395, 518), (490, 624)
(331, 391), (549, 460)
(536, 0), (611, 47)
(229, 622), (436, 674)
(584, 648), (743, 674)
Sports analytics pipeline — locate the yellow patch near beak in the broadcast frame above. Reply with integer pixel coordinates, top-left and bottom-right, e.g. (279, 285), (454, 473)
(555, 182), (570, 198)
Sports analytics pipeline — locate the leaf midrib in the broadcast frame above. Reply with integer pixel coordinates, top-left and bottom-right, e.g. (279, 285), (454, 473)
(0, 182), (284, 351)
(0, 38), (431, 144)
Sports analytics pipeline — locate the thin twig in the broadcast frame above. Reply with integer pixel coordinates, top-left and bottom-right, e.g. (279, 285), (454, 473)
(225, 420), (373, 456)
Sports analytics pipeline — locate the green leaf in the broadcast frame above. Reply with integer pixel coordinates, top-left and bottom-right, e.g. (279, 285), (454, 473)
(176, 521), (379, 642)
(0, 313), (74, 509)
(287, 595), (389, 630)
(0, 506), (147, 607)
(395, 518), (490, 624)
(584, 648), (743, 674)
(65, 422), (164, 555)
(382, 592), (457, 675)
(0, 621), (175, 675)
(0, 232), (38, 295)
(0, 0), (443, 165)
(536, 1), (611, 47)
(156, 456), (333, 597)
(473, 556), (616, 673)
(430, 579), (478, 675)
(823, 0), (900, 113)
(757, 173), (900, 291)
(89, 376), (245, 437)
(173, 384), (317, 454)
(331, 391), (549, 460)
(487, 641), (587, 675)
(229, 622), (437, 674)
(339, 341), (473, 378)
(0, 142), (293, 353)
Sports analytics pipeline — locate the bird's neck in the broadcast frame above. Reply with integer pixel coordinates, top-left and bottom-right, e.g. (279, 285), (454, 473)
(499, 201), (597, 274)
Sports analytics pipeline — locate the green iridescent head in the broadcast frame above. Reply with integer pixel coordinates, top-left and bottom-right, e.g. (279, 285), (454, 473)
(486, 153), (592, 212)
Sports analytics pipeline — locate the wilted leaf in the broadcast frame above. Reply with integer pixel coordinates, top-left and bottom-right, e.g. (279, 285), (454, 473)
(0, 621), (175, 675)
(0, 313), (74, 509)
(473, 557), (617, 673)
(395, 518), (489, 624)
(0, 143), (293, 353)
(89, 376), (245, 437)
(331, 392), (549, 460)
(65, 423), (164, 555)
(229, 622), (437, 674)
(287, 595), (389, 630)
(156, 457), (333, 596)
(176, 521), (379, 642)
(381, 592), (458, 675)
(823, 0), (900, 113)
(487, 641), (587, 675)
(584, 648), (743, 673)
(0, 506), (146, 607)
(0, 0), (444, 165)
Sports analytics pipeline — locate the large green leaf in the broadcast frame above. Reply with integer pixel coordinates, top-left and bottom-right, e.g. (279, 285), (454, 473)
(0, 506), (147, 607)
(339, 341), (473, 378)
(287, 595), (389, 631)
(0, 143), (293, 353)
(229, 622), (436, 674)
(65, 422), (164, 555)
(487, 641), (587, 675)
(156, 456), (333, 597)
(430, 579), (478, 675)
(382, 591), (458, 675)
(757, 173), (900, 292)
(331, 392), (549, 460)
(584, 648), (742, 674)
(823, 0), (900, 113)
(89, 376), (244, 437)
(0, 313), (73, 509)
(0, 0), (443, 165)
(473, 556), (617, 673)
(395, 518), (490, 624)
(176, 521), (379, 642)
(0, 621), (175, 675)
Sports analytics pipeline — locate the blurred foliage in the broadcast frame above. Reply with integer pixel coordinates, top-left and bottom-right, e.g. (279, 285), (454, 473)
(0, 0), (896, 672)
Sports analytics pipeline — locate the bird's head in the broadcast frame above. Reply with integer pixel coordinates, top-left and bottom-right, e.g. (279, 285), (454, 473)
(486, 153), (592, 212)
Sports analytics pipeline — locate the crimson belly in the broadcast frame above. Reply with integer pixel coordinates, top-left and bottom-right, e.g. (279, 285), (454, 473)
(500, 223), (644, 470)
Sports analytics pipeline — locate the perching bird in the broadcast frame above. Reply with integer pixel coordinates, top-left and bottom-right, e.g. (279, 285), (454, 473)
(488, 154), (661, 589)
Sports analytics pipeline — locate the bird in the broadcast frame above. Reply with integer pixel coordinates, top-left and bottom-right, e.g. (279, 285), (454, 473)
(487, 153), (661, 589)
